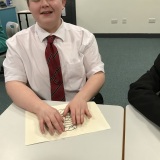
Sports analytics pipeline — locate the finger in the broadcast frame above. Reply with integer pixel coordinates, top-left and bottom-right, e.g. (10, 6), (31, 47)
(80, 110), (85, 124)
(85, 108), (92, 118)
(51, 120), (63, 134)
(75, 109), (81, 125)
(39, 119), (45, 134)
(71, 109), (76, 125)
(55, 114), (65, 132)
(63, 105), (70, 117)
(45, 118), (55, 135)
(50, 111), (64, 134)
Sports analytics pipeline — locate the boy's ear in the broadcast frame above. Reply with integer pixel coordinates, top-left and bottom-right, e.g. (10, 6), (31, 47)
(62, 0), (66, 7)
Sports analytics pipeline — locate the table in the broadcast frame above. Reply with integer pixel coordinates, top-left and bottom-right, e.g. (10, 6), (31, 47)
(125, 105), (160, 160)
(17, 10), (31, 30)
(0, 101), (124, 160)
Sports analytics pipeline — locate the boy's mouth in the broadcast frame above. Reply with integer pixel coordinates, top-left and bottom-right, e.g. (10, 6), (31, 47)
(41, 11), (53, 14)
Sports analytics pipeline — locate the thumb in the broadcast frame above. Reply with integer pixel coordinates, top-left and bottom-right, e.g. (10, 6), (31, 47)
(85, 108), (92, 118)
(63, 105), (70, 117)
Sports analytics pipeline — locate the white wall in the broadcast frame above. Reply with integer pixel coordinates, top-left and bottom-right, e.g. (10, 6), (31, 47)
(12, 0), (160, 33)
(76, 0), (160, 33)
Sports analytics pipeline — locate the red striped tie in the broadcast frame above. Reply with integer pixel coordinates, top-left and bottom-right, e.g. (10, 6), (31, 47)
(45, 35), (65, 101)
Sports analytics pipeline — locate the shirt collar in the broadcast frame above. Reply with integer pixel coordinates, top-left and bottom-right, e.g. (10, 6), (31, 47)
(35, 19), (66, 42)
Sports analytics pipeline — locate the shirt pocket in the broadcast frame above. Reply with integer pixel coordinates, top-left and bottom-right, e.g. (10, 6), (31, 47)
(65, 60), (85, 91)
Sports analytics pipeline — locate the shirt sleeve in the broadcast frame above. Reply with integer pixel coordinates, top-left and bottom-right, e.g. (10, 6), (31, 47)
(3, 36), (27, 83)
(81, 32), (104, 78)
(128, 54), (160, 127)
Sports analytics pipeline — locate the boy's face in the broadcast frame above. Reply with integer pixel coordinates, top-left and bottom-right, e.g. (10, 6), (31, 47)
(28, 0), (66, 32)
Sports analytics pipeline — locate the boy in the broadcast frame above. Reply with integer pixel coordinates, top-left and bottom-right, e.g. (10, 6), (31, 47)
(3, 0), (105, 135)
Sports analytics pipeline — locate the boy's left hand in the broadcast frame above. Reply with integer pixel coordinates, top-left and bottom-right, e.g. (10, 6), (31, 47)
(63, 97), (92, 125)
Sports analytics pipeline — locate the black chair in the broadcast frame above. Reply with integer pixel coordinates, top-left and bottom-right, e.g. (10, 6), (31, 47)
(0, 51), (6, 74)
(91, 92), (104, 104)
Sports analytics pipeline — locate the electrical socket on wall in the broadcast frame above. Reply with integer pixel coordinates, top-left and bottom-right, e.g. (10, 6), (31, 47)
(122, 18), (127, 24)
(111, 19), (118, 24)
(148, 18), (156, 23)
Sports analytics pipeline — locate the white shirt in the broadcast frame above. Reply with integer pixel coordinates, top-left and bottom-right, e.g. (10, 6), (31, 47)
(3, 21), (104, 101)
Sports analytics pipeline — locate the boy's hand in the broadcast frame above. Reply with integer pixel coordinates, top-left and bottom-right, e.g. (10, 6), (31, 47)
(36, 105), (65, 135)
(63, 97), (92, 125)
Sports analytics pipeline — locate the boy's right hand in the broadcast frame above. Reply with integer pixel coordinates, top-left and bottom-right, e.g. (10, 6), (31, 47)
(36, 105), (65, 135)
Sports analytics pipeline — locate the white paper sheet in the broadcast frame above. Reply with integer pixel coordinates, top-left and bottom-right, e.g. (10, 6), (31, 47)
(25, 102), (110, 145)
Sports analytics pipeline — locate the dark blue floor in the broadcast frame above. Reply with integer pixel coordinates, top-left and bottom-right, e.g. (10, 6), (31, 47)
(97, 38), (160, 107)
(0, 74), (12, 114)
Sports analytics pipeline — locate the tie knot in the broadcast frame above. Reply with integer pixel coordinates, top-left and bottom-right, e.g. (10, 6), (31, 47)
(47, 35), (56, 44)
